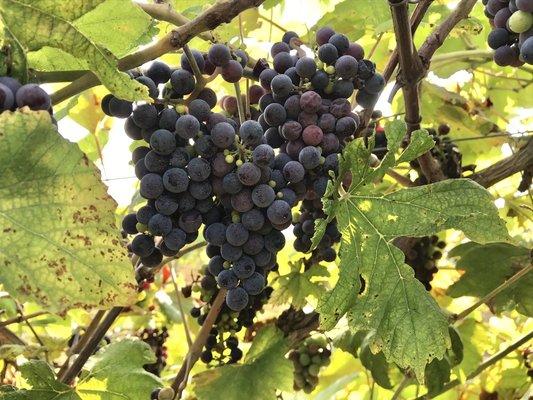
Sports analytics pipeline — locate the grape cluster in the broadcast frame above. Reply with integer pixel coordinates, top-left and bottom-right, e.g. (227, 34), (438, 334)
(404, 235), (446, 291)
(139, 327), (169, 376)
(483, 0), (533, 66)
(288, 335), (331, 393)
(371, 121), (462, 182)
(108, 29), (381, 367)
(0, 75), (52, 113)
(524, 347), (533, 378)
(257, 27), (382, 266)
(182, 278), (274, 365)
(412, 124), (462, 184)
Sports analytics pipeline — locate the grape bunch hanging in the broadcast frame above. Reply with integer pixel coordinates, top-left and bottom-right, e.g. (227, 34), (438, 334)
(0, 76), (53, 114)
(106, 27), (384, 368)
(288, 335), (331, 393)
(139, 327), (169, 376)
(483, 0), (533, 65)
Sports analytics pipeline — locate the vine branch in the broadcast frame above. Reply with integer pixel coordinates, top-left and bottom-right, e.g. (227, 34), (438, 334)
(389, 0), (445, 183)
(171, 289), (228, 398)
(58, 307), (123, 384)
(51, 0), (267, 104)
(471, 137), (533, 188)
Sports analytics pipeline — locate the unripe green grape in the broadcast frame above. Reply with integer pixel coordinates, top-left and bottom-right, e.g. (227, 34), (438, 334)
(325, 65), (335, 74)
(299, 352), (311, 366)
(158, 388), (175, 400)
(508, 10), (533, 33)
(308, 363), (320, 377)
(236, 159), (243, 167)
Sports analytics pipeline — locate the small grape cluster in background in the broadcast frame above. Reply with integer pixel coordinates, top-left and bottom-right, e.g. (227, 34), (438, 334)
(0, 76), (52, 114)
(139, 327), (169, 376)
(483, 0), (533, 65)
(405, 235), (447, 291)
(288, 335), (331, 393)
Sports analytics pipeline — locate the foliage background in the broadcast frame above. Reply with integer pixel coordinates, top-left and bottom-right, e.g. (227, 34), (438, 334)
(0, 0), (531, 399)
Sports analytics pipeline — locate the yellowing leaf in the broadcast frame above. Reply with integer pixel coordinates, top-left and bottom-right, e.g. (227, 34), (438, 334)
(0, 0), (149, 101)
(0, 110), (136, 313)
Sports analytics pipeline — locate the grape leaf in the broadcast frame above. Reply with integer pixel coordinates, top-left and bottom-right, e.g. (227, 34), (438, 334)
(312, 0), (391, 40)
(73, 0), (155, 57)
(271, 262), (329, 308)
(0, 110), (137, 313)
(193, 326), (292, 400)
(425, 358), (451, 397)
(447, 242), (532, 316)
(0, 360), (81, 399)
(313, 120), (509, 380)
(359, 334), (393, 389)
(0, 0), (149, 101)
(76, 339), (162, 399)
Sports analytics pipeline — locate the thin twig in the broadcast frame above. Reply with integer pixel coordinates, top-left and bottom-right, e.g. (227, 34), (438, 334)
(452, 264), (533, 322)
(135, 2), (215, 42)
(234, 82), (246, 124)
(169, 267), (193, 348)
(414, 330), (533, 399)
(368, 32), (384, 60)
(0, 311), (47, 328)
(386, 169), (416, 187)
(391, 374), (412, 400)
(171, 289), (227, 398)
(258, 13), (288, 33)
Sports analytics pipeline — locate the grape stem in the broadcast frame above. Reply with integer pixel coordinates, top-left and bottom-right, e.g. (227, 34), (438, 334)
(452, 263), (533, 322)
(50, 0), (267, 104)
(234, 82), (246, 124)
(170, 289), (228, 399)
(413, 330), (533, 399)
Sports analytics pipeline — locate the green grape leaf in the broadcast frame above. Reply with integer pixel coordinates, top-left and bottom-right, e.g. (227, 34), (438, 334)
(0, 110), (137, 313)
(425, 358), (451, 397)
(0, 360), (81, 399)
(271, 262), (329, 308)
(312, 0), (391, 40)
(314, 121), (509, 380)
(73, 0), (155, 57)
(27, 47), (89, 73)
(359, 334), (393, 389)
(447, 242), (532, 316)
(0, 0), (149, 101)
(76, 339), (162, 399)
(193, 326), (292, 400)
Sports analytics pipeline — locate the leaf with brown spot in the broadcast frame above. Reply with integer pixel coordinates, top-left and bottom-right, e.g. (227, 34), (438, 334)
(0, 110), (137, 313)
